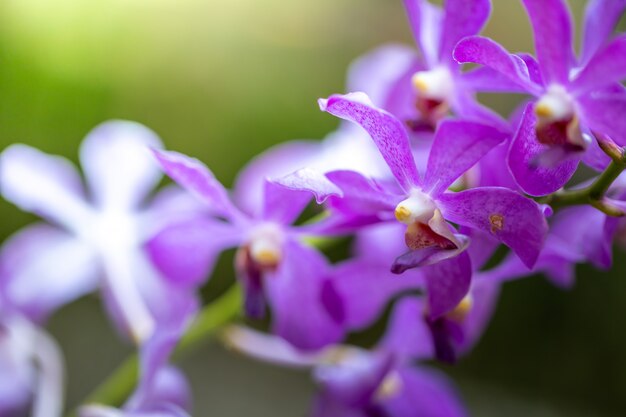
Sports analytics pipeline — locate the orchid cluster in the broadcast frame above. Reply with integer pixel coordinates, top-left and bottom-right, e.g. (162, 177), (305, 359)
(1, 0), (625, 416)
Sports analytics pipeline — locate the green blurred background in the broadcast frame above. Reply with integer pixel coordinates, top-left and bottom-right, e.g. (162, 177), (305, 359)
(0, 0), (625, 415)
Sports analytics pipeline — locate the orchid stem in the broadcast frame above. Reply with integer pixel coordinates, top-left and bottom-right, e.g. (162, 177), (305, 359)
(65, 284), (242, 417)
(541, 145), (626, 216)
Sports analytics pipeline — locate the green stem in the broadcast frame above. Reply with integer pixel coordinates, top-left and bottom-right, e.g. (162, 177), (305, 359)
(541, 149), (626, 216)
(65, 284), (242, 416)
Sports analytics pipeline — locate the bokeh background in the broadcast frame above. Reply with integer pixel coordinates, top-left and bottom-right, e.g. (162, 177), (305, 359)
(0, 0), (625, 416)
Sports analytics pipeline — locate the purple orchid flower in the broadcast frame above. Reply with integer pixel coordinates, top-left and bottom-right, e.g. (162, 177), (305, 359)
(280, 93), (547, 282)
(0, 249), (67, 417)
(80, 291), (196, 417)
(332, 222), (501, 363)
(0, 121), (200, 344)
(223, 326), (468, 417)
(348, 0), (516, 132)
(0, 313), (64, 417)
(147, 150), (345, 351)
(454, 0), (626, 196)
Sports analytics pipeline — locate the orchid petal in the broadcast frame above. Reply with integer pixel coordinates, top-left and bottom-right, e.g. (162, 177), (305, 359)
(128, 298), (195, 412)
(402, 0), (442, 67)
(325, 170), (400, 220)
(423, 252), (472, 319)
(550, 206), (614, 270)
(353, 223), (408, 267)
(265, 240), (344, 351)
(476, 142), (520, 190)
(453, 36), (541, 95)
(459, 279), (500, 353)
(146, 217), (242, 288)
(580, 0), (626, 65)
(258, 179), (316, 224)
(313, 349), (393, 409)
(423, 120), (508, 196)
(439, 187), (548, 268)
(152, 150), (244, 222)
(451, 90), (511, 131)
(0, 338), (32, 417)
(135, 367), (191, 415)
(222, 326), (323, 368)
(80, 121), (163, 210)
(578, 92), (626, 145)
(507, 104), (578, 196)
(100, 248), (161, 344)
(141, 185), (212, 242)
(31, 328), (64, 417)
(522, 0), (574, 85)
(382, 366), (468, 417)
(438, 0), (491, 63)
(233, 140), (320, 217)
(0, 224), (99, 322)
(459, 67), (530, 93)
(319, 93), (420, 191)
(272, 168), (342, 206)
(571, 35), (626, 95)
(581, 134), (611, 172)
(347, 44), (421, 109)
(517, 53), (544, 85)
(331, 260), (423, 330)
(380, 297), (434, 360)
(0, 144), (91, 230)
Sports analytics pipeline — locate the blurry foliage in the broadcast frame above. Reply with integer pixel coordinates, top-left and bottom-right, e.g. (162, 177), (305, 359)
(0, 0), (624, 415)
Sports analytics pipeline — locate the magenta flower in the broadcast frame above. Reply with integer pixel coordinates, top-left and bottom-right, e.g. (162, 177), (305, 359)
(454, 0), (626, 195)
(348, 0), (514, 132)
(224, 326), (468, 417)
(0, 249), (66, 417)
(0, 314), (63, 417)
(332, 222), (501, 363)
(281, 93), (547, 286)
(0, 121), (198, 343)
(148, 150), (344, 350)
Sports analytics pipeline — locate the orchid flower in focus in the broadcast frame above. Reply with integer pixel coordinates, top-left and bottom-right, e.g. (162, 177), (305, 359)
(278, 93), (547, 315)
(331, 222), (501, 363)
(454, 0), (626, 195)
